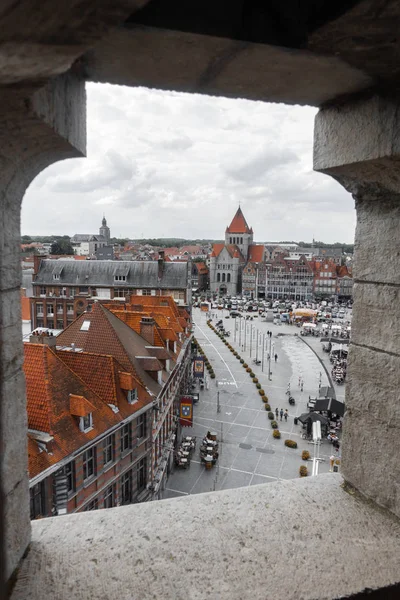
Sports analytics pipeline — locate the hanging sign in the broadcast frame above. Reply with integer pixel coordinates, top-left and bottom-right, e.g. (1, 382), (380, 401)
(180, 396), (193, 427)
(193, 356), (205, 378)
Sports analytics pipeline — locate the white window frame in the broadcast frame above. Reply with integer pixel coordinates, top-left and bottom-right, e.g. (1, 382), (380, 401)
(79, 413), (93, 433)
(127, 389), (138, 404)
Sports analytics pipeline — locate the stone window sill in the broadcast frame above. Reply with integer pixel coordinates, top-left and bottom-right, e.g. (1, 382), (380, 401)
(10, 474), (400, 599)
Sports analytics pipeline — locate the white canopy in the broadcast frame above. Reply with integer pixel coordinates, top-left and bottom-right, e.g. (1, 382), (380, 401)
(302, 323), (316, 329)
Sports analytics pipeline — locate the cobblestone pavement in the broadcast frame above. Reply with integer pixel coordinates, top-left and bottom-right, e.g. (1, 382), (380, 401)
(162, 308), (342, 500)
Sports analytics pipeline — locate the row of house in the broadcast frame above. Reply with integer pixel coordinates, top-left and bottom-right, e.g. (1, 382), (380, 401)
(209, 207), (353, 300)
(27, 295), (192, 519)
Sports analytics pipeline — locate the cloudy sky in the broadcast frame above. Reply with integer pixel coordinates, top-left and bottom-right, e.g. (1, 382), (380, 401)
(22, 83), (356, 243)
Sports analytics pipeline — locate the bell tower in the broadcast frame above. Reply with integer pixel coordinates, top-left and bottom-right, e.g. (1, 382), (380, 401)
(99, 215), (110, 244)
(225, 206), (253, 260)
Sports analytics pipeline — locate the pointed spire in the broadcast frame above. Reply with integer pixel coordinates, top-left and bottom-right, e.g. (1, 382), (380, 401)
(226, 206), (252, 234)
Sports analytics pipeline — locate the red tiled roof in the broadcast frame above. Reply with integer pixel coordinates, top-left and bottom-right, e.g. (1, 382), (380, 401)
(210, 243), (224, 258)
(69, 394), (96, 417)
(194, 261), (208, 275)
(248, 245), (264, 263)
(226, 207), (253, 234)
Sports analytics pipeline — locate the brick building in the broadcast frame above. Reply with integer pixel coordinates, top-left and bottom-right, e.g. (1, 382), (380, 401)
(191, 261), (209, 291)
(265, 255), (314, 300)
(311, 259), (339, 298)
(30, 254), (191, 330)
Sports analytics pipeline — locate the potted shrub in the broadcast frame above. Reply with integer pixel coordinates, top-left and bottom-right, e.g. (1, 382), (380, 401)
(302, 450), (310, 461)
(273, 429), (281, 439)
(264, 403), (271, 411)
(256, 383), (261, 389)
(240, 359), (244, 364)
(258, 390), (265, 396)
(243, 363), (248, 368)
(210, 374), (216, 379)
(268, 411), (274, 420)
(253, 377), (259, 384)
(285, 439), (298, 449)
(271, 420), (278, 429)
(246, 367), (251, 373)
(299, 465), (308, 477)
(249, 371), (255, 378)
(261, 395), (268, 403)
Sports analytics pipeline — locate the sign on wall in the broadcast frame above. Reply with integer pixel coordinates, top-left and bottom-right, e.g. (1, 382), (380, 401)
(193, 356), (205, 378)
(180, 396), (193, 427)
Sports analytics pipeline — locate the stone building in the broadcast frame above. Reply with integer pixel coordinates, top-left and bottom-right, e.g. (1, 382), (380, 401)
(3, 4), (400, 599)
(30, 254), (191, 330)
(209, 207), (265, 296)
(70, 216), (111, 256)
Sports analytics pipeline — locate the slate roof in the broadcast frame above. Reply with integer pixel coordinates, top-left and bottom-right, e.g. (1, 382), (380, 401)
(33, 259), (189, 289)
(226, 207), (253, 234)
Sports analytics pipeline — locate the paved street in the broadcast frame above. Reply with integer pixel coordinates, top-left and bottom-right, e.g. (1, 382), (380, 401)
(162, 308), (342, 500)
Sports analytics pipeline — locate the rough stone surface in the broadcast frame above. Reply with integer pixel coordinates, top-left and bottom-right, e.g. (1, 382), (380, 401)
(351, 282), (400, 354)
(0, 74), (86, 583)
(85, 26), (373, 106)
(10, 475), (400, 600)
(343, 345), (400, 516)
(314, 96), (400, 196)
(353, 196), (400, 285)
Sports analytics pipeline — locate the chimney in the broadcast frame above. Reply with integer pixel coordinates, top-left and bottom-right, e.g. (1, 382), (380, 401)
(33, 254), (44, 277)
(158, 250), (165, 279)
(140, 316), (155, 345)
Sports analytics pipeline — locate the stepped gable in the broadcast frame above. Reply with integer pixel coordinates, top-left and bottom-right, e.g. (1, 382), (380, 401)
(226, 206), (253, 234)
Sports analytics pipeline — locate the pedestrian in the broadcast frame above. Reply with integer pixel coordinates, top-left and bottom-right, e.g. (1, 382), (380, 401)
(275, 407), (279, 418)
(298, 376), (301, 387)
(274, 353), (278, 362)
(280, 408), (283, 421)
(301, 380), (304, 392)
(284, 409), (288, 422)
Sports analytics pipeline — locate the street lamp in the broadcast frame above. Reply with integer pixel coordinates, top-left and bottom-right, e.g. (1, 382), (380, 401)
(266, 331), (273, 380)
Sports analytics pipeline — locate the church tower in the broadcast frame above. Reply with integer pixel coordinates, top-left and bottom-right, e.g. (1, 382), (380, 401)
(99, 215), (110, 244)
(225, 206), (253, 260)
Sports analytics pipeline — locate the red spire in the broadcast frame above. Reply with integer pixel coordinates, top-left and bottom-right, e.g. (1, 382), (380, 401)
(226, 206), (252, 234)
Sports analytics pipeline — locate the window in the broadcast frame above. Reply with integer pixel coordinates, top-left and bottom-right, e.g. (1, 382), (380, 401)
(136, 414), (147, 440)
(137, 458), (147, 492)
(36, 303), (43, 315)
(67, 304), (74, 313)
(69, 287), (76, 297)
(79, 413), (93, 433)
(53, 273), (60, 280)
(241, 237), (243, 244)
(65, 461), (76, 494)
(84, 498), (98, 511)
(56, 304), (63, 314)
(40, 286), (46, 295)
(56, 320), (64, 329)
(103, 484), (115, 508)
(103, 434), (115, 466)
(47, 304), (54, 315)
(227, 273), (231, 283)
(127, 389), (138, 404)
(114, 288), (126, 298)
(30, 481), (46, 519)
(142, 289), (152, 296)
(120, 470), (133, 505)
(114, 275), (126, 282)
(217, 273), (220, 282)
(120, 423), (132, 453)
(222, 273), (226, 282)
(79, 286), (89, 294)
(47, 320), (54, 329)
(82, 447), (96, 481)
(80, 320), (91, 331)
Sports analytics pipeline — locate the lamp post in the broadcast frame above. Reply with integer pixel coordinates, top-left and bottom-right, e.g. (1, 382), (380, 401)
(267, 331), (273, 380)
(261, 333), (265, 372)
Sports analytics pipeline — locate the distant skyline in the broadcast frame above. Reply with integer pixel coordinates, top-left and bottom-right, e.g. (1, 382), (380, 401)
(22, 84), (356, 243)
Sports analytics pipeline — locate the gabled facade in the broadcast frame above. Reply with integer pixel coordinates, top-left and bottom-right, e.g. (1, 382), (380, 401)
(25, 341), (152, 518)
(210, 207), (264, 296)
(266, 255), (314, 300)
(310, 259), (338, 298)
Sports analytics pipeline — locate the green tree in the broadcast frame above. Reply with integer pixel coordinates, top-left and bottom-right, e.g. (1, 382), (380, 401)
(50, 239), (74, 255)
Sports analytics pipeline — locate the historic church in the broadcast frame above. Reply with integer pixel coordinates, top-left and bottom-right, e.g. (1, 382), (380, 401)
(209, 207), (265, 296)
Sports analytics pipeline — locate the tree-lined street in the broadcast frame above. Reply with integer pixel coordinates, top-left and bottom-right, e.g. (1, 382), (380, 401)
(163, 308), (340, 499)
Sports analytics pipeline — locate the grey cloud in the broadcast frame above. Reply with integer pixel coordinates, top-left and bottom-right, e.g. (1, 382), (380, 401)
(225, 146), (299, 182)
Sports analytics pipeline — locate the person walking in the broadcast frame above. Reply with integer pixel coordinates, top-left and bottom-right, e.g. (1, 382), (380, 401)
(275, 407), (279, 419)
(284, 409), (288, 422)
(280, 408), (283, 421)
(274, 353), (278, 362)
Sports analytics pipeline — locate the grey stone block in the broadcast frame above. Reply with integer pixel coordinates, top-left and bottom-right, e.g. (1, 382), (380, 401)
(343, 345), (400, 516)
(351, 282), (400, 353)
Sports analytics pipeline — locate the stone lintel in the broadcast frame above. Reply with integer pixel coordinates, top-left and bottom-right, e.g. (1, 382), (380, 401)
(84, 25), (373, 107)
(10, 475), (400, 600)
(314, 95), (400, 197)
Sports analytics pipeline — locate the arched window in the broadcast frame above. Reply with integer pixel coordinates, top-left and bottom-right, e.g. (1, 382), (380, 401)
(222, 273), (226, 282)
(227, 273), (231, 283)
(229, 237), (232, 244)
(217, 273), (220, 282)
(241, 237), (243, 244)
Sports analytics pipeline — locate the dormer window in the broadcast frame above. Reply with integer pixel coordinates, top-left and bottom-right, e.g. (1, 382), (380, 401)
(114, 275), (126, 282)
(127, 389), (138, 404)
(79, 413), (93, 433)
(53, 273), (60, 280)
